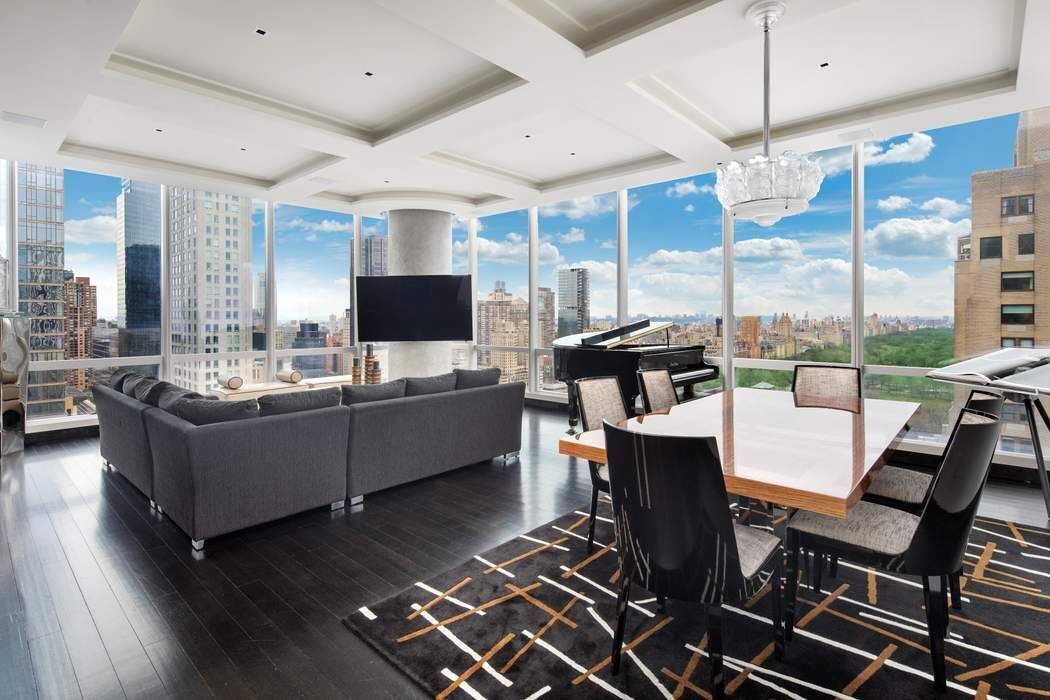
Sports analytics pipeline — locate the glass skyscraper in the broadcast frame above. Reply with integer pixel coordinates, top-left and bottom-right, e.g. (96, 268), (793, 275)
(116, 179), (162, 357)
(17, 163), (66, 416)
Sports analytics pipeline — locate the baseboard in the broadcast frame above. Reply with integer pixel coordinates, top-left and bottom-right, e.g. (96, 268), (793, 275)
(25, 424), (100, 445)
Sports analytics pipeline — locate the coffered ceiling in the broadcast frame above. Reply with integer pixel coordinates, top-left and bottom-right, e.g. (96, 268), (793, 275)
(0, 0), (1046, 217)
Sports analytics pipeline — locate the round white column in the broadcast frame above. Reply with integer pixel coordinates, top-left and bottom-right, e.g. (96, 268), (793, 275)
(387, 208), (453, 378)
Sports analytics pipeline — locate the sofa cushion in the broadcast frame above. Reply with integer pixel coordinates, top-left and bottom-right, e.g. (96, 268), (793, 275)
(175, 398), (260, 426)
(157, 386), (204, 413)
(139, 380), (181, 406)
(122, 374), (149, 398)
(109, 369), (136, 392)
(132, 377), (166, 404)
(404, 372), (456, 396)
(454, 367), (501, 390)
(259, 387), (341, 416)
(341, 379), (407, 405)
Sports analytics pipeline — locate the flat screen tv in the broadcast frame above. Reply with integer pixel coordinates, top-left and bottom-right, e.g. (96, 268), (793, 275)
(356, 274), (473, 342)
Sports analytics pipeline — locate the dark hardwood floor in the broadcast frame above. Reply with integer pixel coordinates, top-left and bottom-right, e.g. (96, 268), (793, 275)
(2, 405), (1047, 699)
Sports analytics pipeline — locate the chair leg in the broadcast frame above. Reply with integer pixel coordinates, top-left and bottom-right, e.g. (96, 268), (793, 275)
(949, 569), (963, 611)
(770, 559), (785, 660)
(611, 576), (631, 676)
(587, 484), (599, 553)
(784, 530), (799, 643)
(707, 605), (725, 699)
(829, 555), (838, 579)
(924, 575), (948, 692)
(657, 594), (667, 615)
(812, 552), (824, 592)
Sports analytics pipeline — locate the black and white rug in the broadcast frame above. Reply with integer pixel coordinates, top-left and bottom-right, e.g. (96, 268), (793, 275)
(345, 502), (1050, 698)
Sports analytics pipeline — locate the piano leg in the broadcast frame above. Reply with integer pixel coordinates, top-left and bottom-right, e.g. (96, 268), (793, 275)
(566, 381), (580, 434)
(682, 383), (696, 400)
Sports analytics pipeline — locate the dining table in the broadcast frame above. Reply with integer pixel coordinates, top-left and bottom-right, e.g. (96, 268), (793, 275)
(558, 387), (921, 519)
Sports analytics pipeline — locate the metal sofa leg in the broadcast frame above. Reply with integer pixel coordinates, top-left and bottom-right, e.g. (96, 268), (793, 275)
(349, 495), (364, 506)
(330, 500), (345, 511)
(149, 499), (156, 510)
(191, 539), (205, 552)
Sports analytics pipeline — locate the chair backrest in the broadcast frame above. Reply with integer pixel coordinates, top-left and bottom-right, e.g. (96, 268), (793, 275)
(576, 376), (628, 432)
(637, 369), (678, 413)
(792, 365), (861, 411)
(940, 389), (1004, 453)
(602, 421), (752, 604)
(904, 409), (1002, 575)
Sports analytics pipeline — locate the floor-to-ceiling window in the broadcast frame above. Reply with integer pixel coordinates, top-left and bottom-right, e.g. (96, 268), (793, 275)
(17, 164), (162, 417)
(730, 146), (854, 389)
(475, 209), (529, 385)
(628, 174), (723, 391)
(862, 115), (1028, 453)
(273, 203), (354, 379)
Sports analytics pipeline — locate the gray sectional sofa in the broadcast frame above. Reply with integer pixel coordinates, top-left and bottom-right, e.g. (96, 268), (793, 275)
(92, 369), (525, 552)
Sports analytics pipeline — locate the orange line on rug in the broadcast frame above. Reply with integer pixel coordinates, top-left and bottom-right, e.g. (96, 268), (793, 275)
(407, 577), (472, 621)
(948, 614), (1041, 646)
(436, 632), (516, 700)
(955, 643), (1050, 682)
(841, 643), (897, 696)
(963, 559), (1037, 585)
(1006, 521), (1029, 548)
(962, 589), (1050, 614)
(743, 583), (771, 610)
(725, 641), (774, 695)
(572, 615), (675, 685)
(797, 583), (849, 629)
(484, 537), (569, 575)
(504, 583), (577, 629)
(660, 665), (712, 699)
(867, 569), (878, 606)
(972, 542), (997, 580)
(561, 541), (616, 580)
(667, 633), (708, 699)
(974, 680), (992, 700)
(1006, 683), (1050, 696)
(397, 582), (542, 643)
(500, 597), (579, 673)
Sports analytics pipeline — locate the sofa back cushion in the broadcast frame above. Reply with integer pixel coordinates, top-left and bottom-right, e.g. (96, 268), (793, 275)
(341, 378), (406, 405)
(157, 386), (205, 413)
(122, 374), (150, 398)
(176, 398), (259, 426)
(454, 367), (501, 390)
(259, 387), (341, 416)
(404, 372), (456, 396)
(109, 369), (136, 392)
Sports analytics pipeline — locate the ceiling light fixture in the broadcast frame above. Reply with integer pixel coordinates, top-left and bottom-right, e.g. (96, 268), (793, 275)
(364, 71), (374, 77)
(154, 128), (163, 133)
(570, 152), (576, 156)
(819, 61), (830, 68)
(255, 28), (267, 36)
(524, 134), (531, 139)
(240, 147), (247, 151)
(715, 1), (823, 227)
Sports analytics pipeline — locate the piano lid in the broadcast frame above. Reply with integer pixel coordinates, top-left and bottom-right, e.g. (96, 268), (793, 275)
(553, 318), (675, 350)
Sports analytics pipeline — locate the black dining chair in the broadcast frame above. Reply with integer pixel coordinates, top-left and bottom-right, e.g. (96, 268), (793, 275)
(637, 368), (679, 413)
(603, 421), (785, 698)
(784, 408), (1002, 692)
(862, 390), (1004, 609)
(576, 376), (629, 552)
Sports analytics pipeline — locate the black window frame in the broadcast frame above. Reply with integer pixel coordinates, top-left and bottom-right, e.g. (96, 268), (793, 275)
(1018, 232), (1035, 255)
(1001, 304), (1035, 325)
(1002, 194), (1035, 216)
(979, 236), (1002, 259)
(1001, 271), (1034, 291)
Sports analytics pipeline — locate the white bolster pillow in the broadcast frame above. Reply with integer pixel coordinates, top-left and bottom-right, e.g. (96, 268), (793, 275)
(275, 369), (303, 384)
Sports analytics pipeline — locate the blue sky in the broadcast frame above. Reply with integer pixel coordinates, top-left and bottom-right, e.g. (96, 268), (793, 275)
(56, 112), (1020, 322)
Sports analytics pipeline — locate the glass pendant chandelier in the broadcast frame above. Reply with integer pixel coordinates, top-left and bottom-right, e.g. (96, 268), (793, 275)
(715, 0), (823, 227)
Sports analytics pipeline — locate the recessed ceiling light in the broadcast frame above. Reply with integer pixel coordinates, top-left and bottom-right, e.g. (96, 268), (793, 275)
(819, 61), (830, 68)
(364, 71), (374, 77)
(383, 179), (390, 184)
(154, 128), (163, 133)
(570, 152), (576, 156)
(255, 28), (267, 36)
(1, 111), (47, 129)
(240, 147), (247, 151)
(524, 134), (531, 139)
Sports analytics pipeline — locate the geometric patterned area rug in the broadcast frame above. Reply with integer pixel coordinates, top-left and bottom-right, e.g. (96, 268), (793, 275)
(345, 501), (1050, 699)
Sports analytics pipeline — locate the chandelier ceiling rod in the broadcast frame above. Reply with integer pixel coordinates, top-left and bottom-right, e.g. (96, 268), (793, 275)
(762, 12), (771, 159)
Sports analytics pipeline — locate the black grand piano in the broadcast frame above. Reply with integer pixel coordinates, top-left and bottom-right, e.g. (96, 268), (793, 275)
(553, 319), (719, 432)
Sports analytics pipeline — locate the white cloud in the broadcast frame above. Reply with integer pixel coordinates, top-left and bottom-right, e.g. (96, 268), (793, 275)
(599, 239), (616, 250)
(877, 195), (912, 212)
(287, 217), (353, 233)
(334, 277), (350, 286)
(734, 237), (805, 263)
(919, 197), (969, 218)
(453, 233), (561, 265)
(684, 203), (695, 213)
(821, 132), (934, 176)
(664, 180), (716, 198)
(65, 215), (117, 244)
(557, 227), (585, 244)
(562, 259), (617, 284)
(865, 216), (970, 258)
(539, 194), (616, 220)
(305, 233), (318, 242)
(92, 204), (116, 216)
(452, 214), (483, 231)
